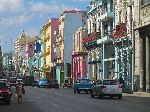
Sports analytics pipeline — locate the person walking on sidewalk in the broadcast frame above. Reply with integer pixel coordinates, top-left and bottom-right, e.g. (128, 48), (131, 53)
(16, 82), (23, 103)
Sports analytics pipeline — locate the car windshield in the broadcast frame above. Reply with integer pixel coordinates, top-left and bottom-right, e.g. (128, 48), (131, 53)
(34, 81), (38, 83)
(103, 80), (118, 85)
(79, 79), (91, 83)
(9, 78), (16, 82)
(0, 83), (7, 89)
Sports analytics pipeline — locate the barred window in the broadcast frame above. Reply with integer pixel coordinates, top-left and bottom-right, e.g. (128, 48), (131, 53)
(141, 0), (150, 6)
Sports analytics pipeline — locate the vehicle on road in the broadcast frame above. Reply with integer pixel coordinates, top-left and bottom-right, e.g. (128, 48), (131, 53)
(63, 79), (72, 88)
(91, 79), (123, 99)
(8, 77), (17, 86)
(0, 79), (8, 84)
(73, 78), (94, 94)
(47, 80), (59, 89)
(0, 81), (11, 105)
(32, 80), (39, 87)
(37, 79), (48, 88)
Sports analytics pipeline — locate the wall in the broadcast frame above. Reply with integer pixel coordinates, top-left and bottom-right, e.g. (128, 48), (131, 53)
(64, 13), (83, 79)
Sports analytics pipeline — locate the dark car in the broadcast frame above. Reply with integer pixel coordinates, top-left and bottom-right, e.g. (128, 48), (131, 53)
(0, 81), (11, 105)
(32, 80), (39, 87)
(47, 80), (59, 89)
(73, 78), (94, 94)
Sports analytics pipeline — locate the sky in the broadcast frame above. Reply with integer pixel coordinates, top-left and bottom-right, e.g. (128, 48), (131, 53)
(0, 0), (91, 53)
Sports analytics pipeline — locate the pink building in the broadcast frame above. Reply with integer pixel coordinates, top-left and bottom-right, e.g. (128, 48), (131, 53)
(72, 27), (88, 82)
(26, 42), (35, 57)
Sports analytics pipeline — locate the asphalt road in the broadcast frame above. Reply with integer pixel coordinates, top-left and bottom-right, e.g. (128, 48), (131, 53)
(0, 86), (150, 112)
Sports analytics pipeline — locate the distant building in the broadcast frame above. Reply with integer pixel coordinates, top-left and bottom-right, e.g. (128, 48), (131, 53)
(55, 10), (86, 84)
(14, 32), (35, 76)
(2, 51), (15, 72)
(0, 46), (3, 76)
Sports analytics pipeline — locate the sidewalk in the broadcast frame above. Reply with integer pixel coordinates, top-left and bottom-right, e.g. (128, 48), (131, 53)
(123, 92), (150, 97)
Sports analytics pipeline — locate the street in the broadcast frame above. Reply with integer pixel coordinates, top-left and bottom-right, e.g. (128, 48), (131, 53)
(0, 86), (150, 112)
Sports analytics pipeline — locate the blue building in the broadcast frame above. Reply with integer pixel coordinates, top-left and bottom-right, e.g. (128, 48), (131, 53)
(84, 0), (115, 80)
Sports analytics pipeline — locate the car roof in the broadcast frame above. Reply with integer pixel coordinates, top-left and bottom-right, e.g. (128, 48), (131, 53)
(0, 80), (6, 83)
(0, 79), (7, 80)
(79, 78), (89, 80)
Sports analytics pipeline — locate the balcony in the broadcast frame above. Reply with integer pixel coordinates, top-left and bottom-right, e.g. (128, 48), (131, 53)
(72, 51), (88, 57)
(100, 12), (114, 22)
(82, 32), (101, 44)
(112, 23), (127, 39)
(97, 35), (112, 44)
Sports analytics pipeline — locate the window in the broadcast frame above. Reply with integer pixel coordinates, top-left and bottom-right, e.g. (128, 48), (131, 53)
(110, 0), (113, 12)
(104, 23), (108, 36)
(89, 20), (92, 33)
(141, 0), (150, 5)
(119, 11), (121, 24)
(103, 80), (118, 85)
(104, 1), (108, 13)
(96, 80), (102, 85)
(30, 44), (32, 48)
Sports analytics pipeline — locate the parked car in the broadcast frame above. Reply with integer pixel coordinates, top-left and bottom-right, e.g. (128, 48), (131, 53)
(47, 80), (59, 89)
(0, 81), (11, 105)
(73, 78), (94, 94)
(32, 80), (39, 87)
(63, 79), (72, 88)
(8, 77), (17, 86)
(37, 79), (48, 88)
(91, 79), (123, 99)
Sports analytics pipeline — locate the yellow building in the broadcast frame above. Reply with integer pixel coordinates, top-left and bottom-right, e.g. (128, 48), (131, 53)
(42, 18), (59, 80)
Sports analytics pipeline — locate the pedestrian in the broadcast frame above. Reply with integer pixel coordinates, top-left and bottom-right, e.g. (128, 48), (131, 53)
(10, 85), (16, 100)
(16, 82), (23, 103)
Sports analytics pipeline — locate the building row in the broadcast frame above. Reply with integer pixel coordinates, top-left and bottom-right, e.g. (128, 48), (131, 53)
(14, 0), (150, 93)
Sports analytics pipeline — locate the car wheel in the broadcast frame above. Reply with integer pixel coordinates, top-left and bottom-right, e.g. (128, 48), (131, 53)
(86, 90), (88, 94)
(74, 90), (76, 93)
(118, 94), (122, 99)
(6, 100), (10, 105)
(98, 92), (102, 99)
(77, 90), (80, 94)
(91, 92), (94, 98)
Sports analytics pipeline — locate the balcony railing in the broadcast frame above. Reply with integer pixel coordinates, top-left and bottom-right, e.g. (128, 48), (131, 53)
(82, 32), (101, 44)
(100, 11), (114, 22)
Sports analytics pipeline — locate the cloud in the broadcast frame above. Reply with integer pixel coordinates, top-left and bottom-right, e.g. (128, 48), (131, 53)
(0, 0), (89, 52)
(0, 0), (24, 14)
(30, 1), (80, 15)
(1, 15), (33, 27)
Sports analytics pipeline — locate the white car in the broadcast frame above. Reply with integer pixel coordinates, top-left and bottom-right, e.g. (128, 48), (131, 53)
(91, 79), (123, 99)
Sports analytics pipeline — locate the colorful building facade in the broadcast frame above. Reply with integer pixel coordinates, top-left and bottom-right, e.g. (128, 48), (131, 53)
(55, 10), (86, 85)
(72, 27), (88, 82)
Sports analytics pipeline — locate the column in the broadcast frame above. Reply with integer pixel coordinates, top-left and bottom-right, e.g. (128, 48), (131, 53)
(146, 36), (150, 92)
(139, 36), (144, 91)
(102, 43), (105, 79)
